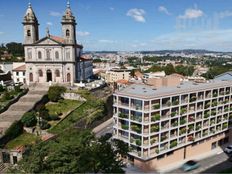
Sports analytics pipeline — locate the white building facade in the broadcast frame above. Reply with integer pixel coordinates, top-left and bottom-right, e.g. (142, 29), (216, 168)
(23, 2), (92, 85)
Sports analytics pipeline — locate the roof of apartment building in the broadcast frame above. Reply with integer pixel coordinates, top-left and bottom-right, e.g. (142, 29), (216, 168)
(115, 79), (232, 99)
(12, 65), (26, 72)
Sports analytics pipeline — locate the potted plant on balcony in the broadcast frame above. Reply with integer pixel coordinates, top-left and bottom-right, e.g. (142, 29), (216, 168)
(171, 112), (177, 117)
(151, 125), (159, 132)
(121, 124), (129, 130)
(151, 114), (160, 122)
(180, 118), (186, 125)
(136, 139), (141, 146)
(150, 139), (156, 145)
(153, 103), (160, 110)
(180, 108), (187, 115)
(170, 140), (178, 148)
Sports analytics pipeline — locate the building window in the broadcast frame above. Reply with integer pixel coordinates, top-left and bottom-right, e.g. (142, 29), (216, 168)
(55, 51), (59, 59)
(27, 48), (32, 59)
(38, 51), (42, 59)
(16, 72), (19, 76)
(66, 29), (70, 37)
(211, 142), (217, 150)
(55, 70), (60, 77)
(66, 49), (70, 59)
(38, 70), (43, 77)
(27, 30), (31, 37)
(23, 72), (25, 76)
(17, 78), (19, 82)
(46, 49), (51, 60)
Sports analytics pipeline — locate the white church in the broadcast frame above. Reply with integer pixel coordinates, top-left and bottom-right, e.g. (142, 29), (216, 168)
(23, 1), (93, 86)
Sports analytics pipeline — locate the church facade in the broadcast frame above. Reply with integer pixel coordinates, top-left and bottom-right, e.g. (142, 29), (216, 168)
(23, 2), (93, 85)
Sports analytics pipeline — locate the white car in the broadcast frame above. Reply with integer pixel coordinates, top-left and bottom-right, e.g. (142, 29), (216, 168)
(224, 145), (232, 153)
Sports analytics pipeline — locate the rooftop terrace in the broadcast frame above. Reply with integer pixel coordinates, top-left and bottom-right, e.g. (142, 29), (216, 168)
(115, 79), (232, 99)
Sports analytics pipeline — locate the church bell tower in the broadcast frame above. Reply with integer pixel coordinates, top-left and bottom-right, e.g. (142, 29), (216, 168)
(22, 3), (39, 44)
(61, 1), (77, 44)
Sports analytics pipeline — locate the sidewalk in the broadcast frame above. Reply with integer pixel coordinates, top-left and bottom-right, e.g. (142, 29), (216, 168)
(158, 147), (224, 173)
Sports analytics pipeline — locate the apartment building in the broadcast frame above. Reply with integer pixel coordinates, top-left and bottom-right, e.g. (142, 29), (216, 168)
(113, 78), (232, 171)
(103, 69), (130, 83)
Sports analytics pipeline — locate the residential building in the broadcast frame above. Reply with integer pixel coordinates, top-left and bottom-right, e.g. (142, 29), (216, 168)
(23, 2), (92, 85)
(113, 76), (232, 171)
(12, 64), (26, 84)
(143, 71), (166, 79)
(102, 69), (130, 83)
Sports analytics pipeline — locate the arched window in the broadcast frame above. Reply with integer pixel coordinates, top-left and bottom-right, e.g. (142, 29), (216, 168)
(55, 51), (59, 59)
(38, 51), (42, 59)
(55, 70), (60, 77)
(46, 49), (51, 60)
(66, 29), (70, 37)
(67, 73), (71, 82)
(29, 73), (33, 82)
(38, 70), (43, 77)
(27, 30), (31, 37)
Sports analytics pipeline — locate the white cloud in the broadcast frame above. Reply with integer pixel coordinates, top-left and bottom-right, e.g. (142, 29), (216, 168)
(46, 22), (53, 26)
(98, 39), (117, 44)
(77, 31), (90, 37)
(218, 10), (232, 19)
(49, 11), (62, 17)
(158, 6), (171, 15)
(109, 7), (114, 11)
(179, 8), (204, 19)
(151, 29), (232, 51)
(127, 8), (146, 23)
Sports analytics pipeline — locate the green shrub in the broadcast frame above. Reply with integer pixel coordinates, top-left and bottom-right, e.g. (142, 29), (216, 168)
(2, 91), (13, 101)
(21, 112), (37, 127)
(48, 86), (66, 102)
(14, 85), (22, 93)
(39, 120), (51, 130)
(0, 85), (5, 92)
(49, 114), (60, 121)
(1, 120), (24, 146)
(38, 106), (50, 120)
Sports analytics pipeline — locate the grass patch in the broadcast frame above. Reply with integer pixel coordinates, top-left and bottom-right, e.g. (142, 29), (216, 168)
(46, 99), (81, 115)
(5, 133), (40, 150)
(49, 92), (106, 134)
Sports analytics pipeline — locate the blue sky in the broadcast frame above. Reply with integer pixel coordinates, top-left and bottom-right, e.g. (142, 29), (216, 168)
(1, 0), (232, 51)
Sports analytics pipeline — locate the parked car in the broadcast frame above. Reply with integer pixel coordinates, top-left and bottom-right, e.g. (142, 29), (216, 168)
(181, 160), (200, 172)
(224, 145), (232, 154)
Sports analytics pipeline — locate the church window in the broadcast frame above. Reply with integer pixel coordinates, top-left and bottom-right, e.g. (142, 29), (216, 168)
(38, 70), (43, 77)
(66, 29), (70, 37)
(66, 49), (71, 59)
(27, 30), (31, 37)
(46, 49), (51, 60)
(38, 51), (42, 59)
(55, 70), (60, 77)
(55, 51), (59, 59)
(27, 48), (32, 59)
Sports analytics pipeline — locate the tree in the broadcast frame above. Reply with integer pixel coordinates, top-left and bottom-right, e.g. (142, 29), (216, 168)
(21, 112), (37, 127)
(14, 130), (128, 173)
(48, 86), (66, 102)
(164, 64), (176, 75)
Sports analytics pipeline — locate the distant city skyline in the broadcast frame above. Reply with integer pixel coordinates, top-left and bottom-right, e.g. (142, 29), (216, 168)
(1, 0), (232, 51)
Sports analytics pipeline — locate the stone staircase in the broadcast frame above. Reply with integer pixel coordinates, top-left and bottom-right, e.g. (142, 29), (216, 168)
(0, 85), (49, 135)
(0, 163), (5, 173)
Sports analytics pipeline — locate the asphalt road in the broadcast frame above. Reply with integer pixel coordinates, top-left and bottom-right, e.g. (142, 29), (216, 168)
(95, 122), (114, 137)
(171, 152), (231, 174)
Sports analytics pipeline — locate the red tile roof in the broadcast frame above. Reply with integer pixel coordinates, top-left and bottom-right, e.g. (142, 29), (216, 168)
(13, 65), (26, 72)
(116, 79), (129, 84)
(50, 35), (65, 43)
(80, 57), (92, 61)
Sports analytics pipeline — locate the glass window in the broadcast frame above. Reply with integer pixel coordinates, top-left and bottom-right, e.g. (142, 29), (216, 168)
(38, 51), (42, 59)
(55, 51), (59, 59)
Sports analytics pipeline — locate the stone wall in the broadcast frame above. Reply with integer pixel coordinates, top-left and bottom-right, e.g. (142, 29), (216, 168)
(62, 92), (86, 101)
